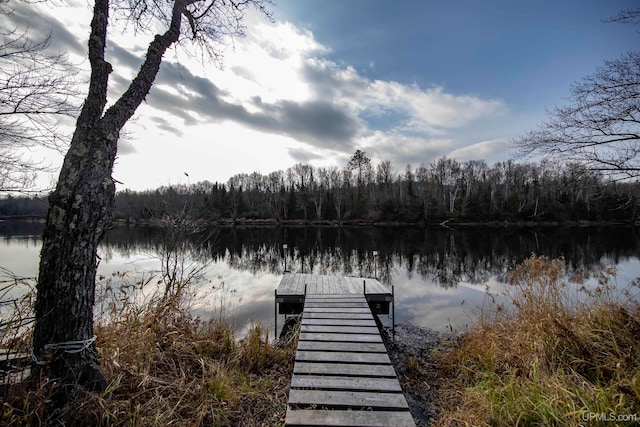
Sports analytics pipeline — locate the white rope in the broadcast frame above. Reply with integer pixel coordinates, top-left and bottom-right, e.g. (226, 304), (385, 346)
(28, 336), (97, 365)
(44, 335), (97, 354)
(29, 348), (45, 365)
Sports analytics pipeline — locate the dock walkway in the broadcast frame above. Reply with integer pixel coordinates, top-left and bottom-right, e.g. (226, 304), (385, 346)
(276, 274), (415, 426)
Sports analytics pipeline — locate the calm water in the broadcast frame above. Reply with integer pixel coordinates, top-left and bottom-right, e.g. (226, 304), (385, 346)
(2, 221), (640, 337)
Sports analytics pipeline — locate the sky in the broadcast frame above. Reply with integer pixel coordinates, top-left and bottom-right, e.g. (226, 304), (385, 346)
(11, 0), (640, 191)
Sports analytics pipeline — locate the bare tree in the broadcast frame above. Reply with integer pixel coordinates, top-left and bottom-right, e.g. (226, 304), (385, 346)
(0, 3), (79, 193)
(513, 50), (639, 179)
(31, 0), (272, 413)
(606, 9), (640, 26)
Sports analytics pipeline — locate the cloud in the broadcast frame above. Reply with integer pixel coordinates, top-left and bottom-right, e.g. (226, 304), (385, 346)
(107, 42), (146, 71)
(288, 147), (324, 163)
(144, 60), (361, 149)
(117, 138), (136, 155)
(5, 2), (86, 56)
(230, 65), (257, 82)
(98, 14), (509, 171)
(360, 131), (455, 167)
(448, 138), (510, 164)
(149, 116), (183, 137)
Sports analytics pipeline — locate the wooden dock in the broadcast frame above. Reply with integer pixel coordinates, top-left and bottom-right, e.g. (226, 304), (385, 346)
(276, 274), (415, 427)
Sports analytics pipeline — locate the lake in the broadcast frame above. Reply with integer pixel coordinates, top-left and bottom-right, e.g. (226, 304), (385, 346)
(2, 221), (640, 337)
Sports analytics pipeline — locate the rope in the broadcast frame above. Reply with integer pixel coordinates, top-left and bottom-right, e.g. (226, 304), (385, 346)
(44, 335), (97, 354)
(29, 335), (97, 365)
(29, 348), (45, 365)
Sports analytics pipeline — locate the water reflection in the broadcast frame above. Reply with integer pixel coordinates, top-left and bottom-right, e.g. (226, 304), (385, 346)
(1, 222), (639, 333)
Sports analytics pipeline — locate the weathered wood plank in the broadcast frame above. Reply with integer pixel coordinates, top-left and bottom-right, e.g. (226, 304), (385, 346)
(288, 389), (409, 410)
(291, 375), (402, 392)
(297, 340), (387, 353)
(300, 325), (379, 335)
(285, 408), (415, 427)
(304, 303), (370, 309)
(296, 350), (391, 364)
(299, 332), (383, 343)
(293, 362), (396, 377)
(303, 307), (372, 314)
(304, 297), (367, 303)
(301, 318), (376, 327)
(303, 312), (374, 320)
(305, 293), (357, 298)
(276, 274), (389, 296)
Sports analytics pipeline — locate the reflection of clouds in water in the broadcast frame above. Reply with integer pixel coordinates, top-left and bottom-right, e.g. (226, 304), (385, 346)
(0, 241), (41, 278)
(4, 224), (640, 338)
(190, 263), (282, 337)
(392, 271), (513, 332)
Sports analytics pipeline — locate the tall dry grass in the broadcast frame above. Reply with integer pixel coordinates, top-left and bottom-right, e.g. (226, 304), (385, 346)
(434, 254), (640, 426)
(1, 270), (295, 426)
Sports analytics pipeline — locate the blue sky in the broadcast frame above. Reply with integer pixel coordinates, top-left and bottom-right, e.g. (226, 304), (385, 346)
(278, 0), (637, 109)
(13, 0), (640, 191)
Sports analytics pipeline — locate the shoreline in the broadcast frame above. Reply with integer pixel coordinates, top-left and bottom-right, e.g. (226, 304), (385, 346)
(381, 323), (446, 427)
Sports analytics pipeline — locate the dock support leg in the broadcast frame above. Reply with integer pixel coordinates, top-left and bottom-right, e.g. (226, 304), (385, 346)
(274, 289), (277, 339)
(392, 284), (395, 337)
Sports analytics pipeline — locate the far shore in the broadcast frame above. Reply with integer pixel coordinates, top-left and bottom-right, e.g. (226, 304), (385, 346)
(1, 215), (638, 228)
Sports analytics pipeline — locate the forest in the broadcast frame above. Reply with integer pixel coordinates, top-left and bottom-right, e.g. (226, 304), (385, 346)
(2, 153), (639, 225)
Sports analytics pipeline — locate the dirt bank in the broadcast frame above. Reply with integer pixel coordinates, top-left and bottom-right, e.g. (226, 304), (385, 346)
(381, 323), (447, 426)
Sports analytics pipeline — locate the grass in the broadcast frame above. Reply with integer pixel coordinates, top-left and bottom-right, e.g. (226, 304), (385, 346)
(432, 254), (640, 426)
(1, 272), (296, 426)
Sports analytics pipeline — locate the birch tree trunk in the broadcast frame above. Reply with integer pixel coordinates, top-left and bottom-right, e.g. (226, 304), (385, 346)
(32, 0), (270, 411)
(32, 0), (182, 409)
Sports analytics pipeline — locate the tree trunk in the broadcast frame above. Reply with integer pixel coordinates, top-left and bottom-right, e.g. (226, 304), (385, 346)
(31, 0), (182, 412)
(33, 124), (116, 409)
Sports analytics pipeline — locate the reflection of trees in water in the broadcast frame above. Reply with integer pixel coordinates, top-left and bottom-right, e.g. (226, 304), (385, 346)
(93, 225), (640, 288)
(5, 222), (636, 287)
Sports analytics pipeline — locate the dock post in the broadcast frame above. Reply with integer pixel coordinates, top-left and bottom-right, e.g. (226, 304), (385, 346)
(363, 280), (366, 295)
(304, 283), (307, 295)
(274, 289), (277, 338)
(392, 284), (395, 335)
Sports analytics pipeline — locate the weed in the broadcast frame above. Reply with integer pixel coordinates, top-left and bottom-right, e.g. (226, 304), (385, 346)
(433, 254), (640, 426)
(1, 274), (295, 426)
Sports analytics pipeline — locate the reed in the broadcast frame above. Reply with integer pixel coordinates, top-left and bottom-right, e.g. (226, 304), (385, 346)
(434, 254), (640, 426)
(1, 274), (295, 426)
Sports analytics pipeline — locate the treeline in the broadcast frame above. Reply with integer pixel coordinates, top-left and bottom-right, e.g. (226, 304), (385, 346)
(114, 155), (639, 224)
(2, 154), (640, 224)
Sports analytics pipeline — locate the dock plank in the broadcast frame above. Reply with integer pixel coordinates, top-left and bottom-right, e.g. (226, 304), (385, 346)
(304, 302), (370, 308)
(297, 341), (387, 353)
(293, 362), (397, 377)
(296, 350), (391, 364)
(300, 325), (379, 334)
(304, 297), (366, 303)
(301, 318), (376, 327)
(285, 408), (416, 427)
(303, 312), (374, 320)
(288, 389), (409, 410)
(303, 308), (372, 314)
(291, 375), (402, 392)
(299, 332), (383, 343)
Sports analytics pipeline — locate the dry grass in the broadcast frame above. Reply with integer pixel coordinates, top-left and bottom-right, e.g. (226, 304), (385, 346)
(1, 277), (296, 426)
(433, 255), (640, 426)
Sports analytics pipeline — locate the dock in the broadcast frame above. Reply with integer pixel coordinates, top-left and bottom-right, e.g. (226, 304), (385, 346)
(276, 273), (415, 427)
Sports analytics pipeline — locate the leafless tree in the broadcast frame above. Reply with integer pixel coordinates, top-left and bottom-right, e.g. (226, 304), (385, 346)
(31, 0), (272, 414)
(606, 9), (640, 26)
(513, 50), (639, 180)
(0, 3), (79, 193)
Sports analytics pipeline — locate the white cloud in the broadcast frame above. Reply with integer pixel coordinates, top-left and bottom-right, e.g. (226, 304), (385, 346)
(25, 3), (516, 190)
(448, 138), (511, 164)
